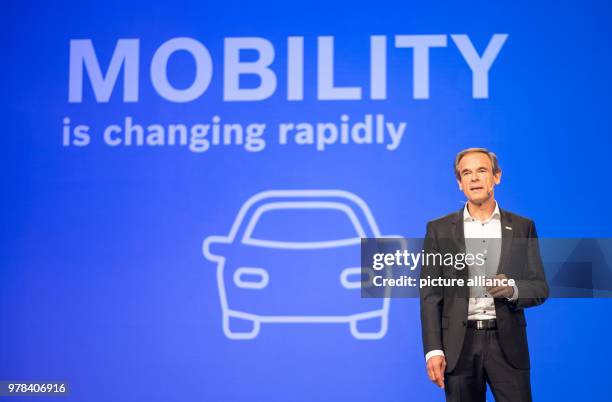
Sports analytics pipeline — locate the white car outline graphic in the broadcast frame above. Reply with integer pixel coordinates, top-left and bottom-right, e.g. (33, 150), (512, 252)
(203, 190), (392, 340)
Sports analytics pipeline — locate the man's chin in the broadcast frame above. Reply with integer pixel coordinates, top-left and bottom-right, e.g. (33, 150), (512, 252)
(467, 195), (490, 205)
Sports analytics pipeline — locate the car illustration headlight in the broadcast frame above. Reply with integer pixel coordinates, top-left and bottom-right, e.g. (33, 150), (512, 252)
(233, 267), (270, 289)
(340, 267), (374, 289)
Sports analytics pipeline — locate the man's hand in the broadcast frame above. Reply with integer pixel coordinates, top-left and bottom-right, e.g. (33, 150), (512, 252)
(426, 355), (446, 388)
(486, 273), (514, 298)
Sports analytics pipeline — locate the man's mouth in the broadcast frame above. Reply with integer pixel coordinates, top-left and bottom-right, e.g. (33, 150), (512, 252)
(470, 186), (484, 191)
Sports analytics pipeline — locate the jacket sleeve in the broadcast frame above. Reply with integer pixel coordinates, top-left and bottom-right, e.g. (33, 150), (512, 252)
(511, 220), (550, 310)
(420, 222), (444, 355)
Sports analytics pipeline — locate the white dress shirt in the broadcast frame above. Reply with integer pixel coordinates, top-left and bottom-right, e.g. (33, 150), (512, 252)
(425, 202), (518, 363)
(465, 202), (502, 320)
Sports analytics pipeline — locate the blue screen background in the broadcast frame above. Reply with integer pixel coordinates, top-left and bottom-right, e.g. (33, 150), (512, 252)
(1, 1), (611, 401)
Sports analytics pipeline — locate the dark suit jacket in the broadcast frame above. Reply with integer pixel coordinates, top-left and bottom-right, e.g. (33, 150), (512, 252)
(419, 207), (549, 372)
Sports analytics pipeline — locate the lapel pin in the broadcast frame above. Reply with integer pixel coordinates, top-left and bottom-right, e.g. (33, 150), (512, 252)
(505, 226), (512, 230)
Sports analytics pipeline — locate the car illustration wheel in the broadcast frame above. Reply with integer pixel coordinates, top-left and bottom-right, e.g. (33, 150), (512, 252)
(350, 314), (388, 340)
(223, 314), (261, 340)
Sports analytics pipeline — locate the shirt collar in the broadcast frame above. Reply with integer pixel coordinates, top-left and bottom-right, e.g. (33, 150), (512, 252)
(463, 202), (500, 223)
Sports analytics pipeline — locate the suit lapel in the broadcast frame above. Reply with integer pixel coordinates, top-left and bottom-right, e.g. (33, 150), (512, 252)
(499, 209), (514, 275)
(451, 207), (466, 254)
(451, 207), (469, 298)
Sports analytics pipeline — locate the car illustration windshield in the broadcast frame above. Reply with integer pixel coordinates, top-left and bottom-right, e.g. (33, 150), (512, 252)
(242, 202), (366, 248)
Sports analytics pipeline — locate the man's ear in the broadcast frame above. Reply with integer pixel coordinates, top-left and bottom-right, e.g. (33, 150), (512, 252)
(494, 170), (502, 185)
(457, 179), (463, 191)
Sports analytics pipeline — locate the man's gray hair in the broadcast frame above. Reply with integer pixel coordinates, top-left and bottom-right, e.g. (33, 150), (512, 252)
(454, 147), (501, 179)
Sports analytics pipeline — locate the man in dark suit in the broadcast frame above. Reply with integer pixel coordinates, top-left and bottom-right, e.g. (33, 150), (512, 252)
(420, 148), (549, 402)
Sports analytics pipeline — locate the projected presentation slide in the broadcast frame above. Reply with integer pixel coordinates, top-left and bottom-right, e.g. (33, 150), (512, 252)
(2, 1), (611, 401)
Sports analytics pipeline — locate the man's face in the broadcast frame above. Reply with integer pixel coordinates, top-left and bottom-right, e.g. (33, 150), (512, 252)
(457, 152), (501, 204)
